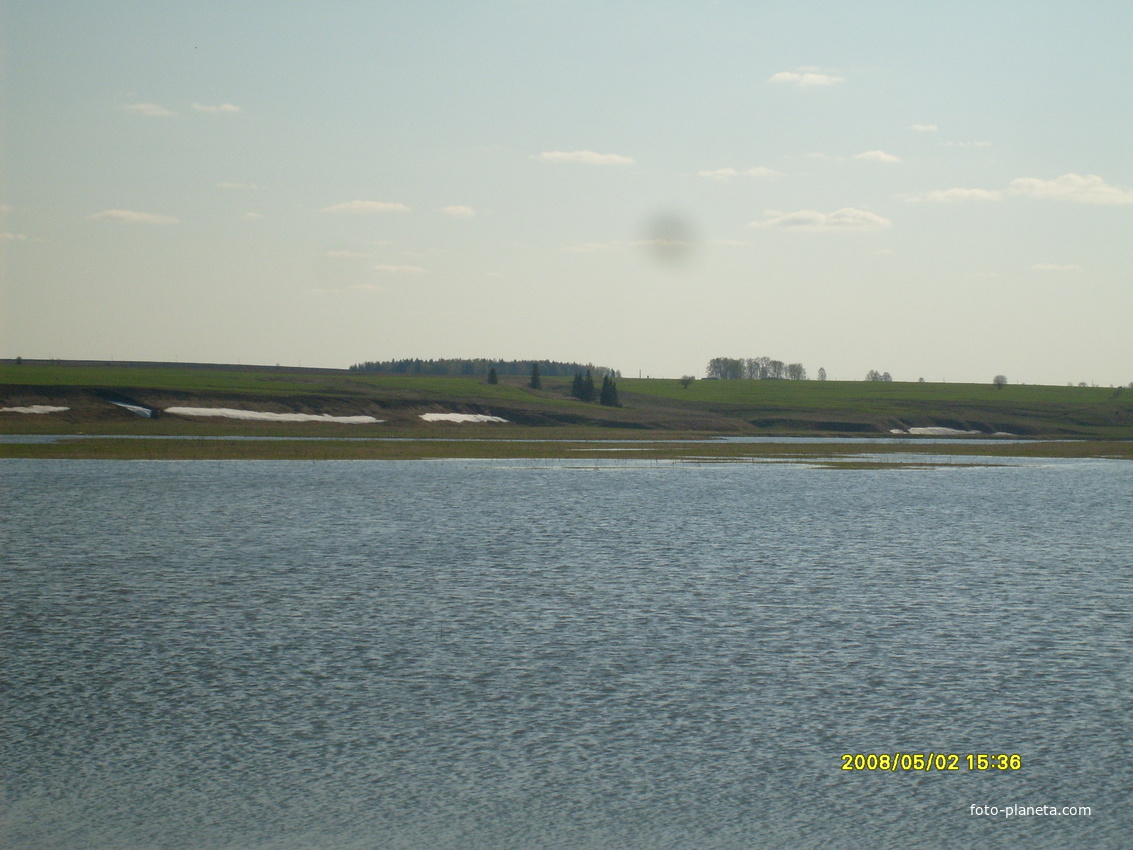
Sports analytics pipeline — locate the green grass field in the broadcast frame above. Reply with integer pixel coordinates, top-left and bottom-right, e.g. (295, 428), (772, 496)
(2, 362), (1132, 449)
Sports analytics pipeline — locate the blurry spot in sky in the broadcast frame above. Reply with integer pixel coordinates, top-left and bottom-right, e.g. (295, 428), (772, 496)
(639, 212), (696, 265)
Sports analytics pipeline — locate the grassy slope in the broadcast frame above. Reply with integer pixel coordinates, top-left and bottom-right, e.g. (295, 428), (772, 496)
(618, 378), (1133, 437)
(2, 363), (1132, 440)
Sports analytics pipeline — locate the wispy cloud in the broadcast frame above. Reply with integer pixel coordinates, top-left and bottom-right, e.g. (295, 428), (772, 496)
(769, 70), (844, 87)
(439, 205), (476, 217)
(312, 283), (383, 294)
(90, 209), (179, 225)
(853, 150), (902, 163)
(373, 264), (426, 274)
(0, 232), (28, 242)
(120, 102), (175, 117)
(1008, 173), (1133, 205)
(698, 166), (781, 180)
(534, 150), (635, 165)
(910, 124), (938, 133)
(914, 187), (1003, 202)
(192, 102), (242, 114)
(319, 200), (410, 214)
(563, 241), (618, 254)
(751, 208), (891, 231)
(913, 173), (1133, 205)
(1032, 263), (1081, 272)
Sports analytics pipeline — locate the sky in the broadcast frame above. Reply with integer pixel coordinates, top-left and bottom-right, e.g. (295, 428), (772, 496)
(2, 1), (1131, 384)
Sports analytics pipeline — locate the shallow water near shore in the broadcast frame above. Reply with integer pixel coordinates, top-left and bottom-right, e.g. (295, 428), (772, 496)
(3, 458), (1130, 848)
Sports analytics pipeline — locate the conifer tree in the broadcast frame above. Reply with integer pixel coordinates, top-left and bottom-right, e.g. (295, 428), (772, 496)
(571, 372), (584, 399)
(487, 367), (498, 385)
(599, 374), (620, 406)
(582, 369), (595, 401)
(529, 363), (541, 389)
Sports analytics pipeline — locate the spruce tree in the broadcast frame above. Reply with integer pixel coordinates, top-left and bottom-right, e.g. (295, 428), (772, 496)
(487, 367), (498, 385)
(582, 369), (595, 401)
(529, 363), (541, 389)
(600, 375), (620, 407)
(571, 372), (584, 399)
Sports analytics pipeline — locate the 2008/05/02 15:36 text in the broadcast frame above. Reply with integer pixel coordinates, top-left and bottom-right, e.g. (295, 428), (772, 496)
(841, 753), (1022, 772)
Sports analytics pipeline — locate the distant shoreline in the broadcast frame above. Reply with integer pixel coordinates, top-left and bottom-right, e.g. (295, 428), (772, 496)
(2, 362), (1132, 457)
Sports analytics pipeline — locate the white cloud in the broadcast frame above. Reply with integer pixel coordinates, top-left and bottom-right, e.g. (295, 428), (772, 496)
(319, 200), (410, 214)
(751, 208), (891, 231)
(90, 209), (179, 225)
(1032, 263), (1081, 272)
(373, 264), (426, 274)
(698, 166), (781, 180)
(631, 238), (691, 249)
(1, 232), (28, 242)
(534, 150), (635, 165)
(918, 187), (1003, 202)
(563, 241), (618, 253)
(192, 102), (242, 114)
(439, 205), (476, 217)
(769, 70), (844, 87)
(1008, 173), (1133, 205)
(910, 124), (938, 132)
(854, 150), (902, 163)
(217, 182), (259, 190)
(913, 173), (1133, 205)
(120, 102), (175, 117)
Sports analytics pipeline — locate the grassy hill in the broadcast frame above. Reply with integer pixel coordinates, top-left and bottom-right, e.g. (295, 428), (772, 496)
(2, 360), (1132, 439)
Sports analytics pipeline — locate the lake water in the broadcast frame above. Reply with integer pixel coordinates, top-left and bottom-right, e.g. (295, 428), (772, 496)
(2, 458), (1130, 848)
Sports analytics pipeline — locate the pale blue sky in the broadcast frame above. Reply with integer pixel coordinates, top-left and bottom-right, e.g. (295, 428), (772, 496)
(3, 1), (1131, 383)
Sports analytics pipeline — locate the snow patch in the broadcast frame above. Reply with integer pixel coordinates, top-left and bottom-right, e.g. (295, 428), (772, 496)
(891, 427), (984, 436)
(166, 407), (383, 423)
(420, 413), (508, 423)
(111, 401), (153, 418)
(1, 405), (70, 414)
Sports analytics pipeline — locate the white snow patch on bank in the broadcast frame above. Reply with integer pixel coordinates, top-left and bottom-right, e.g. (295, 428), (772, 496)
(420, 413), (508, 423)
(111, 401), (153, 418)
(166, 407), (383, 423)
(1, 405), (70, 414)
(891, 427), (984, 436)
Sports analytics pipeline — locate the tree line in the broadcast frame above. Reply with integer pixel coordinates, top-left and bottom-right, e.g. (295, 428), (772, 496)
(349, 358), (618, 378)
(706, 357), (816, 381)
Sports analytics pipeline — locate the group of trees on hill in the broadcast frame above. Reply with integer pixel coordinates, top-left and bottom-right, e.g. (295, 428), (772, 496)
(567, 370), (620, 406)
(349, 358), (617, 378)
(706, 357), (814, 381)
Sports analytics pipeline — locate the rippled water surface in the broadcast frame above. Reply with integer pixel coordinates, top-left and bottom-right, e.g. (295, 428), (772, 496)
(3, 459), (1131, 848)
